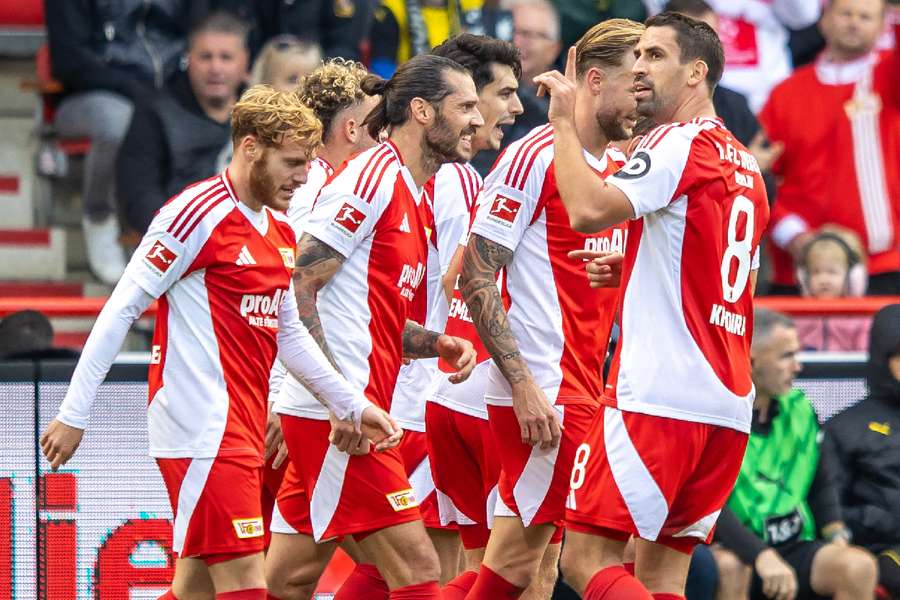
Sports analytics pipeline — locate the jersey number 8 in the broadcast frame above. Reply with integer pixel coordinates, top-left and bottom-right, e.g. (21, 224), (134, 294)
(720, 195), (755, 303)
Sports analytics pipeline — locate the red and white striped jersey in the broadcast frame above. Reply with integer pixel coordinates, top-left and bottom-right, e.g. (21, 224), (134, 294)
(286, 156), (334, 241)
(604, 117), (770, 433)
(389, 162), (481, 431)
(128, 171), (298, 460)
(273, 141), (429, 417)
(469, 125), (628, 408)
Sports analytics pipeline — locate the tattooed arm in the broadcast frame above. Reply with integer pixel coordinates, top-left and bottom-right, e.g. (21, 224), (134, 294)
(459, 233), (562, 449)
(292, 232), (345, 370)
(402, 320), (477, 383)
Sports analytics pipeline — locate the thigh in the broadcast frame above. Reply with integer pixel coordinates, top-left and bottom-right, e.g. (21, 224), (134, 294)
(634, 538), (694, 595)
(172, 557), (215, 600)
(558, 529), (628, 597)
(54, 91), (133, 139)
(266, 531), (337, 589)
(357, 519), (439, 588)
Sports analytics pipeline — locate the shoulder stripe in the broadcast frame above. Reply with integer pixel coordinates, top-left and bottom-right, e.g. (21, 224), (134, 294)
(465, 164), (480, 204)
(168, 179), (225, 235)
(451, 164), (471, 211)
(648, 123), (691, 150)
(364, 156), (398, 204)
(176, 195), (228, 243)
(353, 146), (391, 197)
(356, 147), (393, 200)
(512, 138), (553, 190)
(504, 125), (553, 188)
(172, 189), (229, 241)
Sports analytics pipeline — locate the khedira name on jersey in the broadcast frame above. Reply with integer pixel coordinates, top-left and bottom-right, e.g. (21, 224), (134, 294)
(709, 303), (747, 336)
(240, 289), (288, 329)
(397, 262), (425, 301)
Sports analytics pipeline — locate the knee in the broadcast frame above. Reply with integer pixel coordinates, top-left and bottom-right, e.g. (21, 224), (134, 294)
(265, 560), (319, 600)
(395, 537), (442, 585)
(560, 545), (594, 595)
(840, 547), (878, 589)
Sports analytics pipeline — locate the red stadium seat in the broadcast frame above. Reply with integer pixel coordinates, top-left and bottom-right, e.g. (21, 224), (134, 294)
(0, 0), (44, 27)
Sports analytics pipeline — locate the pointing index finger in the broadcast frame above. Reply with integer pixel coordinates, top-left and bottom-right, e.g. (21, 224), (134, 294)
(565, 46), (576, 82)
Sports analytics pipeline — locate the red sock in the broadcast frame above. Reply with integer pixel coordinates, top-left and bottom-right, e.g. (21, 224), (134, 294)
(624, 562), (635, 576)
(335, 563), (390, 600)
(583, 565), (652, 600)
(158, 591), (179, 600)
(442, 570), (478, 599)
(464, 565), (525, 599)
(388, 581), (440, 599)
(651, 595), (685, 600)
(215, 590), (267, 600)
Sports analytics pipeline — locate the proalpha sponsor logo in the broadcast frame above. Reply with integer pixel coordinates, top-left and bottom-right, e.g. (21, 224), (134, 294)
(144, 240), (178, 275)
(396, 262), (425, 301)
(239, 288), (288, 329)
(582, 227), (628, 254)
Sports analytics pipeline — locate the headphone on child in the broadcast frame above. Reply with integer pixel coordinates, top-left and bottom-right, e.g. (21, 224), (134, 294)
(795, 231), (868, 297)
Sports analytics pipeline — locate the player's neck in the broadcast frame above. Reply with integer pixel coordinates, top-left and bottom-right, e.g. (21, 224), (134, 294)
(226, 160), (263, 212)
(389, 127), (438, 188)
(316, 146), (342, 171)
(753, 392), (773, 421)
(667, 94), (717, 125)
(573, 102), (608, 158)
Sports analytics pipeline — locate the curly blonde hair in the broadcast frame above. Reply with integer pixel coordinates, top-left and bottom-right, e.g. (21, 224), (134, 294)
(575, 18), (645, 78)
(231, 84), (322, 155)
(299, 58), (369, 140)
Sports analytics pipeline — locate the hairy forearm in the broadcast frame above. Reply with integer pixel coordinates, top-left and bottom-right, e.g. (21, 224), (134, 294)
(402, 320), (441, 359)
(459, 236), (530, 385)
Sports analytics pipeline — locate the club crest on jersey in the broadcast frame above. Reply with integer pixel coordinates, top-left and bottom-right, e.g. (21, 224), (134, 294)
(332, 202), (366, 236)
(487, 194), (521, 227)
(232, 517), (264, 539)
(144, 240), (177, 275)
(385, 488), (419, 512)
(278, 247), (295, 269)
(613, 151), (651, 180)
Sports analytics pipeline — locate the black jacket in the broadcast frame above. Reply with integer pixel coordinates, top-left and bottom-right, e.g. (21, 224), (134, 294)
(825, 304), (900, 552)
(118, 72), (232, 233)
(45, 0), (196, 100)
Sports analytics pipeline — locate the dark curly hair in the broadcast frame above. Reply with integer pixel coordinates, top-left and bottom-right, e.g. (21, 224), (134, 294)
(430, 33), (522, 92)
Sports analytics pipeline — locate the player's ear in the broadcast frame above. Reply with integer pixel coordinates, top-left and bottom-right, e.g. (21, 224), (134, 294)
(688, 59), (708, 88)
(239, 135), (260, 160)
(585, 66), (606, 96)
(410, 97), (432, 125)
(345, 117), (359, 144)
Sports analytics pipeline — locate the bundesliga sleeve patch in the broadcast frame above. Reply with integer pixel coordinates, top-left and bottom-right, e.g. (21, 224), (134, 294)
(143, 240), (178, 275)
(486, 194), (521, 227)
(331, 202), (366, 236)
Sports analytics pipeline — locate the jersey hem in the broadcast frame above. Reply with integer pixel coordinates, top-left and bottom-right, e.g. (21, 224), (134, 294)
(273, 406), (330, 420)
(393, 417), (425, 432)
(428, 396), (488, 420)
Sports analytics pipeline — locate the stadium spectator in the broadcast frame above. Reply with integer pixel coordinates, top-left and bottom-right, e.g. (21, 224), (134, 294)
(45, 0), (196, 285)
(249, 35), (322, 90)
(0, 310), (79, 360)
(713, 308), (879, 600)
(369, 0), (486, 78)
(551, 0), (647, 51)
(472, 0), (560, 174)
(825, 303), (900, 598)
(117, 12), (249, 236)
(210, 0), (372, 61)
(761, 0), (900, 296)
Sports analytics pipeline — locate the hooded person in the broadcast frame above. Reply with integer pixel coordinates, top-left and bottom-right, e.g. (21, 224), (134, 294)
(825, 303), (900, 597)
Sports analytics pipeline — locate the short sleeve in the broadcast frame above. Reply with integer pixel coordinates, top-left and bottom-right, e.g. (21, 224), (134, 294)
(606, 125), (697, 218)
(286, 163), (330, 242)
(125, 189), (231, 298)
(303, 185), (381, 259)
(433, 169), (475, 275)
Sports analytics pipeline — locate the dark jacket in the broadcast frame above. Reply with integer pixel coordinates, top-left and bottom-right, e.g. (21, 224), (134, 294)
(825, 304), (900, 552)
(118, 72), (232, 233)
(45, 0), (195, 100)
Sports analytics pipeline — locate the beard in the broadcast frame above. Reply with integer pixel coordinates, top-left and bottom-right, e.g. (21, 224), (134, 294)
(596, 110), (632, 142)
(423, 111), (470, 167)
(249, 152), (279, 208)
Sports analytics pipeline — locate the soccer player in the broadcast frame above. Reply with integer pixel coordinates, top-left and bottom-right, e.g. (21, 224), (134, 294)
(39, 85), (400, 600)
(262, 57), (381, 548)
(458, 19), (645, 599)
(265, 54), (481, 600)
(535, 13), (770, 600)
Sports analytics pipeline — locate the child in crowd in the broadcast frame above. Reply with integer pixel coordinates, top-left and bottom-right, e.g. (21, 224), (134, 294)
(795, 229), (871, 351)
(250, 35), (322, 91)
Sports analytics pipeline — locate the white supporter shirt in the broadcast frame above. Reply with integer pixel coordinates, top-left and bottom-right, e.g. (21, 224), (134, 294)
(389, 162), (480, 431)
(604, 118), (770, 432)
